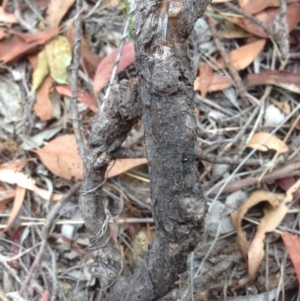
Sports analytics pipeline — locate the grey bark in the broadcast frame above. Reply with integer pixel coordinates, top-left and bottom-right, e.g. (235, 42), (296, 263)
(117, 1), (209, 300)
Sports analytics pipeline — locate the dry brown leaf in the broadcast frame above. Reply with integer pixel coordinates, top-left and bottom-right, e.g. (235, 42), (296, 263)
(0, 27), (60, 64)
(238, 0), (299, 14)
(205, 73), (232, 92)
(271, 99), (291, 115)
(194, 64), (213, 98)
(226, 3), (300, 38)
(217, 39), (266, 70)
(3, 186), (26, 232)
(107, 158), (148, 178)
(46, 0), (75, 27)
(231, 190), (286, 278)
(247, 132), (288, 153)
(93, 42), (135, 94)
(35, 76), (53, 120)
(33, 135), (148, 179)
(33, 135), (82, 180)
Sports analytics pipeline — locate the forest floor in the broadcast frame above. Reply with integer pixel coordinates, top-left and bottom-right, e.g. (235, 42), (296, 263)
(0, 0), (300, 300)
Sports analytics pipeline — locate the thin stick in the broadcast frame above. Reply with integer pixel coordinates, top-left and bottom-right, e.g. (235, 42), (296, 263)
(19, 183), (81, 294)
(70, 0), (86, 156)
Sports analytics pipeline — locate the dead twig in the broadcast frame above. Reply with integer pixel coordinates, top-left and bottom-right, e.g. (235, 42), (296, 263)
(19, 182), (81, 295)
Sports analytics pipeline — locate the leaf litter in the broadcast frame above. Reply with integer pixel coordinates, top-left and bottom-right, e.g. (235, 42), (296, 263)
(0, 0), (300, 300)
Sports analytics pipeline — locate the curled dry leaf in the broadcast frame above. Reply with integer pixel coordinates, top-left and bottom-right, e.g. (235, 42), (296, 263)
(93, 42), (135, 94)
(33, 135), (148, 180)
(247, 132), (288, 153)
(231, 189), (290, 279)
(217, 39), (266, 70)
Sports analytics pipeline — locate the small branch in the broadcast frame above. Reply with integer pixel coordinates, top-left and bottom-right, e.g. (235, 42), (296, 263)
(207, 160), (300, 195)
(70, 0), (86, 157)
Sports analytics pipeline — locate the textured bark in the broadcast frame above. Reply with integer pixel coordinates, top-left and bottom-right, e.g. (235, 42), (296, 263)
(114, 1), (210, 300)
(79, 80), (140, 287)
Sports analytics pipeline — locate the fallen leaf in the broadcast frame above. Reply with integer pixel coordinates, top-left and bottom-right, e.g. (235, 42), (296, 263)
(38, 290), (49, 301)
(231, 189), (288, 279)
(238, 0), (299, 14)
(45, 36), (72, 84)
(217, 39), (266, 70)
(46, 0), (75, 27)
(0, 27), (60, 63)
(28, 52), (54, 120)
(33, 135), (82, 180)
(3, 186), (26, 232)
(55, 85), (99, 113)
(33, 135), (148, 179)
(93, 42), (135, 94)
(227, 3), (300, 38)
(0, 7), (18, 23)
(31, 49), (49, 92)
(205, 73), (232, 92)
(35, 76), (54, 121)
(271, 99), (290, 115)
(194, 64), (213, 98)
(247, 132), (288, 153)
(0, 169), (62, 201)
(66, 26), (101, 77)
(282, 232), (300, 283)
(277, 177), (300, 202)
(107, 158), (148, 178)
(248, 70), (300, 94)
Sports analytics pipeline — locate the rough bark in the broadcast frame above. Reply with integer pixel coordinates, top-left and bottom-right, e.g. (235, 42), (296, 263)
(78, 80), (140, 287)
(116, 1), (209, 300)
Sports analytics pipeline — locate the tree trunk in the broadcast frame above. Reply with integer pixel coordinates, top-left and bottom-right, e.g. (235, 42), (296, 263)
(117, 0), (209, 300)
